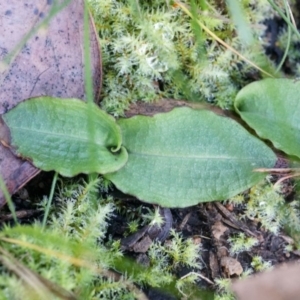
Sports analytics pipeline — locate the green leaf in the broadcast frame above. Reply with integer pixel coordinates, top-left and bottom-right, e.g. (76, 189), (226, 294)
(235, 78), (300, 158)
(106, 107), (276, 207)
(2, 97), (128, 176)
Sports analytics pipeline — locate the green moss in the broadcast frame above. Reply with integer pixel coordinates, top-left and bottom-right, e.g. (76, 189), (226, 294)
(0, 177), (208, 299)
(228, 233), (258, 255)
(88, 0), (276, 115)
(229, 179), (300, 235)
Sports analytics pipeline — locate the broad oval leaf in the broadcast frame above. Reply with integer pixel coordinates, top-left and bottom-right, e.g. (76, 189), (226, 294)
(2, 97), (128, 176)
(235, 78), (300, 158)
(106, 107), (276, 208)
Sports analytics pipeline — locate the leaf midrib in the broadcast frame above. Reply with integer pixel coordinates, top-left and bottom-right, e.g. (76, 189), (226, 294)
(129, 151), (265, 161)
(9, 125), (108, 147)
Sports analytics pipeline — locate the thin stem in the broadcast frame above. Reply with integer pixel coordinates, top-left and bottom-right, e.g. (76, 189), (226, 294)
(274, 172), (300, 188)
(254, 168), (297, 173)
(275, 0), (292, 73)
(267, 0), (300, 41)
(83, 1), (93, 104)
(0, 175), (17, 223)
(42, 172), (58, 229)
(176, 1), (274, 78)
(1, 0), (72, 67)
(180, 271), (214, 285)
(84, 0), (98, 169)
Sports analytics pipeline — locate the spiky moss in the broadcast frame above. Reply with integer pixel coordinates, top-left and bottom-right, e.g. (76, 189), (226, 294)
(229, 179), (300, 236)
(88, 0), (276, 116)
(0, 177), (204, 299)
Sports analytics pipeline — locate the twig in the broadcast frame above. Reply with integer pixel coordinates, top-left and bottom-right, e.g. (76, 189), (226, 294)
(214, 202), (256, 237)
(254, 168), (295, 173)
(179, 212), (191, 230)
(180, 271), (214, 285)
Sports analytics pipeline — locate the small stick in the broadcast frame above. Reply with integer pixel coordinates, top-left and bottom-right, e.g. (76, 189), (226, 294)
(180, 271), (214, 285)
(254, 168), (296, 173)
(214, 202), (256, 237)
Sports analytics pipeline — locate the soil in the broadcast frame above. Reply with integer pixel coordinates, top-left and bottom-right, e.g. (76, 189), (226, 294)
(107, 195), (299, 297)
(2, 165), (298, 300)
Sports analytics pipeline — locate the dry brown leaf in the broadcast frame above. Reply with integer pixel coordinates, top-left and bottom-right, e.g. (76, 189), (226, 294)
(221, 256), (243, 277)
(0, 0), (102, 207)
(212, 221), (229, 240)
(209, 251), (220, 279)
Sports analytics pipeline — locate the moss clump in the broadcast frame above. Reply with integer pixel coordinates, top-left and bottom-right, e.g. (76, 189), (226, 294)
(88, 0), (276, 116)
(0, 177), (207, 299)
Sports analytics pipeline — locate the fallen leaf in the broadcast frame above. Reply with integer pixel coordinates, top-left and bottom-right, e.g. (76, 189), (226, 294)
(209, 251), (220, 279)
(0, 0), (101, 207)
(212, 221), (229, 240)
(221, 256), (243, 277)
(133, 236), (153, 253)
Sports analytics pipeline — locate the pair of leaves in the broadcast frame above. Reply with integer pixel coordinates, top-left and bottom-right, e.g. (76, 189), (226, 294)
(1, 94), (277, 207)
